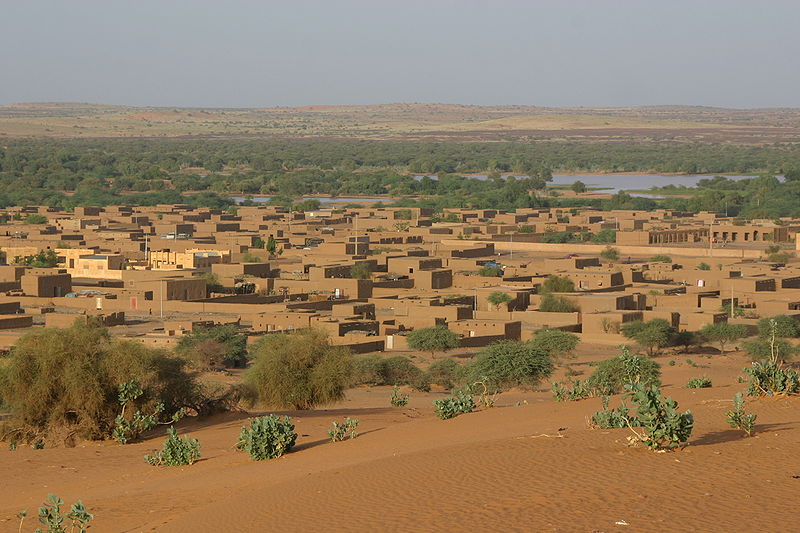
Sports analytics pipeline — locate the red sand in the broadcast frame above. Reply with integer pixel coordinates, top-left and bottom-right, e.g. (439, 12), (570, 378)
(1, 347), (798, 532)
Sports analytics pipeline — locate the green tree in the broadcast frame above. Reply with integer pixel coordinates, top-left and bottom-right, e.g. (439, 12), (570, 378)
(620, 319), (676, 357)
(540, 274), (574, 294)
(571, 180), (587, 193)
(464, 340), (554, 393)
(539, 294), (578, 313)
(245, 329), (353, 409)
(529, 329), (580, 360)
(600, 246), (619, 261)
(14, 250), (59, 267)
(23, 213), (48, 224)
(175, 324), (248, 369)
(756, 315), (800, 338)
(487, 291), (513, 310)
(350, 262), (373, 279)
(700, 322), (748, 353)
(406, 326), (460, 358)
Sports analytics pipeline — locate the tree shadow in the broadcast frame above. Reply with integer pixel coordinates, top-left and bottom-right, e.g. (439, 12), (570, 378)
(691, 423), (793, 447)
(249, 407), (397, 419)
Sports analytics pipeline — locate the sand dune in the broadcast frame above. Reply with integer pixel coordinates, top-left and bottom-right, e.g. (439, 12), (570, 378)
(1, 350), (798, 532)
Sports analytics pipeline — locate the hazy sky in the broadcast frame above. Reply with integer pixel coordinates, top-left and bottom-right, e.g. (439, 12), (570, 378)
(2, 0), (799, 108)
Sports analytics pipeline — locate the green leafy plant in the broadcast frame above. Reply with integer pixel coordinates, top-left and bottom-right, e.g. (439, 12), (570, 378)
(551, 379), (591, 401)
(725, 392), (757, 436)
(600, 246), (619, 261)
(589, 396), (638, 429)
(743, 359), (800, 396)
(352, 355), (430, 391)
(18, 494), (93, 533)
(624, 384), (693, 450)
(697, 262), (711, 270)
(328, 417), (359, 442)
(539, 294), (578, 313)
(425, 359), (461, 389)
(433, 388), (475, 420)
(584, 346), (661, 396)
(620, 319), (676, 357)
(649, 254), (672, 263)
(236, 415), (297, 460)
(390, 386), (409, 407)
(487, 290), (513, 309)
(530, 329), (580, 361)
(144, 426), (201, 466)
(540, 274), (575, 293)
(464, 340), (554, 393)
(112, 380), (185, 444)
(406, 326), (460, 358)
(685, 376), (712, 388)
(700, 322), (748, 354)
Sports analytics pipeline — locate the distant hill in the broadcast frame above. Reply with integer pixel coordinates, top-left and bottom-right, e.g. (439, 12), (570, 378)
(2, 102), (800, 143)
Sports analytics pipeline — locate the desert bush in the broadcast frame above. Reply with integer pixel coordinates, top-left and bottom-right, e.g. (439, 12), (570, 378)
(236, 415), (297, 460)
(539, 294), (578, 313)
(17, 494), (93, 533)
(620, 319), (675, 356)
(390, 386), (409, 407)
(350, 262), (373, 279)
(352, 355), (430, 391)
(685, 376), (712, 388)
(406, 326), (460, 357)
(756, 315), (800, 338)
(463, 340), (554, 393)
(433, 388), (475, 420)
(540, 274), (575, 293)
(649, 254), (672, 263)
(0, 321), (204, 445)
(590, 396), (638, 429)
(625, 384), (693, 450)
(487, 290), (513, 309)
(700, 322), (748, 353)
(328, 417), (359, 442)
(551, 379), (591, 401)
(175, 324), (248, 369)
(246, 329), (353, 409)
(726, 392), (757, 436)
(743, 338), (796, 363)
(600, 246), (619, 261)
(697, 262), (711, 270)
(530, 329), (579, 360)
(584, 346), (661, 396)
(673, 330), (700, 353)
(426, 359), (461, 389)
(112, 380), (185, 444)
(144, 426), (201, 466)
(743, 359), (800, 396)
(478, 264), (504, 277)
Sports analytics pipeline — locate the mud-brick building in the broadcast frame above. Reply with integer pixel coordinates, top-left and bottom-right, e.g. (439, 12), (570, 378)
(20, 270), (72, 297)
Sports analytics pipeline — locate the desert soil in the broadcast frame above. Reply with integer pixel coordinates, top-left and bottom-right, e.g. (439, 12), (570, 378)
(1, 343), (798, 533)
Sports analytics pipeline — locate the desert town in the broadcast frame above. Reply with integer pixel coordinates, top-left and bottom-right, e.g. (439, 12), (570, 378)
(0, 202), (797, 351)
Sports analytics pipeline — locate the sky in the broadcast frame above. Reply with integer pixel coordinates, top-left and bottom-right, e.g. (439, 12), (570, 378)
(2, 0), (799, 109)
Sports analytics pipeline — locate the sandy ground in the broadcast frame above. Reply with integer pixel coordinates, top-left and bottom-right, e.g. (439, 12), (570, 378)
(1, 344), (799, 533)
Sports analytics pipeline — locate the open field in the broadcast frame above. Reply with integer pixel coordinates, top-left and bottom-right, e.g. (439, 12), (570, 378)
(1, 344), (798, 533)
(3, 103), (800, 143)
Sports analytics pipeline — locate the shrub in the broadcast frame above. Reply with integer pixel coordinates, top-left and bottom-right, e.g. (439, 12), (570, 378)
(697, 262), (711, 270)
(426, 359), (460, 389)
(350, 262), (373, 279)
(245, 329), (353, 409)
(649, 255), (672, 263)
(590, 396), (638, 429)
(328, 417), (359, 442)
(592, 229), (617, 244)
(23, 213), (48, 224)
(539, 294), (578, 313)
(242, 252), (261, 263)
(540, 274), (574, 293)
(464, 340), (554, 393)
(685, 376), (712, 388)
(17, 494), (93, 533)
(625, 384), (693, 450)
(478, 265), (503, 277)
(198, 271), (223, 293)
(433, 388), (475, 420)
(743, 338), (796, 363)
(390, 386), (409, 407)
(176, 324), (248, 369)
(406, 326), (460, 358)
(352, 355), (430, 391)
(13, 249), (59, 267)
(757, 315), (800, 339)
(112, 380), (185, 444)
(768, 252), (790, 263)
(487, 291), (513, 309)
(700, 323), (748, 353)
(585, 346), (661, 396)
(0, 321), (203, 445)
(726, 392), (757, 436)
(530, 329), (579, 360)
(551, 379), (590, 401)
(673, 330), (699, 353)
(620, 319), (676, 357)
(144, 426), (201, 466)
(743, 359), (800, 396)
(600, 246), (619, 261)
(720, 302), (745, 318)
(236, 415), (297, 460)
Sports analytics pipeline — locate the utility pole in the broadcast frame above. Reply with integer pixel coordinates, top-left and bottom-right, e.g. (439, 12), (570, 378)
(160, 280), (164, 319)
(510, 231), (513, 259)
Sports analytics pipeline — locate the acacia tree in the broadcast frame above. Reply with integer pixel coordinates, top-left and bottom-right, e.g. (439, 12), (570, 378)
(406, 326), (460, 358)
(487, 291), (513, 310)
(621, 319), (676, 357)
(700, 322), (748, 354)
